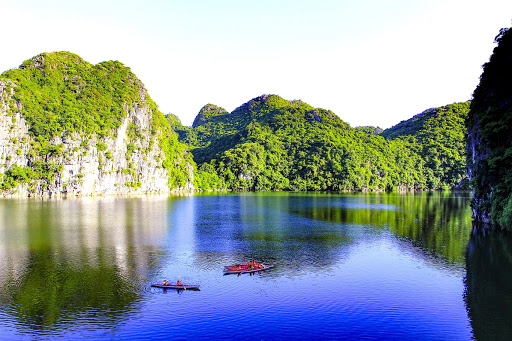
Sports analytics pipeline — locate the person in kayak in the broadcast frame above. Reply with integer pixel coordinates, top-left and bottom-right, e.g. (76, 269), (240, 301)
(252, 261), (257, 268)
(246, 260), (250, 268)
(176, 280), (182, 286)
(163, 280), (168, 285)
(257, 263), (262, 269)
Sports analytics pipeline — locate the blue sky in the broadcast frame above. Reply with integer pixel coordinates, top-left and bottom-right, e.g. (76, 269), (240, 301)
(1, 0), (511, 128)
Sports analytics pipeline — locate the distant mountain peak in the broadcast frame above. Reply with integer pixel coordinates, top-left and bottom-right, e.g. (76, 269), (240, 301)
(192, 103), (229, 128)
(20, 51), (88, 71)
(231, 94), (277, 115)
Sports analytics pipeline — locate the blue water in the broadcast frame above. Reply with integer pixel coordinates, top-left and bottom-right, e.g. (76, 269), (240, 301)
(1, 191), (509, 339)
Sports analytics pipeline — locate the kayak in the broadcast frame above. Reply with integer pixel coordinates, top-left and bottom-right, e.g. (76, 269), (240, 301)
(224, 265), (249, 270)
(224, 263), (267, 270)
(151, 283), (200, 290)
(223, 264), (274, 274)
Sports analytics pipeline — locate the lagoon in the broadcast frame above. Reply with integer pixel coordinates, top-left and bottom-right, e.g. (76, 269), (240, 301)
(0, 192), (511, 340)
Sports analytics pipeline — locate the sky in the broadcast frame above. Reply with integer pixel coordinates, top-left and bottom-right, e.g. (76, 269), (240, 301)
(1, 0), (511, 128)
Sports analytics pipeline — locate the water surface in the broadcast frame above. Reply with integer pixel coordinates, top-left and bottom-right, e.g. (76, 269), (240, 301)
(0, 192), (511, 339)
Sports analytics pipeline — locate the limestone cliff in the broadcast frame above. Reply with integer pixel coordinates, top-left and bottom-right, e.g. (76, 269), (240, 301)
(0, 52), (194, 196)
(466, 28), (512, 229)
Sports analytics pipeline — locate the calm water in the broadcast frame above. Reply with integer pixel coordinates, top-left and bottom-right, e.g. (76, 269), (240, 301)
(0, 192), (511, 340)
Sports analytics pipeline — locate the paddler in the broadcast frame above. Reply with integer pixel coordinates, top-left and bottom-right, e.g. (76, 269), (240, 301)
(252, 261), (257, 268)
(176, 280), (182, 286)
(163, 279), (168, 285)
(246, 260), (250, 268)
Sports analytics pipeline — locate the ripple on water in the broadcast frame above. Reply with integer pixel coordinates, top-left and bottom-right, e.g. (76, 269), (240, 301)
(0, 192), (476, 340)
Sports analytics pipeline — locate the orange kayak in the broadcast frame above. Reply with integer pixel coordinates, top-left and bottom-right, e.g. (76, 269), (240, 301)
(223, 264), (274, 274)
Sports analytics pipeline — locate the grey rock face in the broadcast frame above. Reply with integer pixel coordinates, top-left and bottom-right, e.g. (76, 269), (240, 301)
(0, 80), (193, 197)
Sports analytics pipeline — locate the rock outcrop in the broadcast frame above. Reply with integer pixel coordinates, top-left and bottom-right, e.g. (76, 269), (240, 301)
(0, 52), (194, 197)
(466, 28), (512, 229)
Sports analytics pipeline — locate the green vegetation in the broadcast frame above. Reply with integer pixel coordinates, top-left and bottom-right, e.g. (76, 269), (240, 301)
(181, 94), (440, 191)
(2, 52), (140, 139)
(382, 101), (470, 189)
(0, 52), (471, 195)
(0, 162), (63, 190)
(466, 27), (512, 229)
(0, 52), (193, 191)
(179, 95), (469, 192)
(355, 126), (383, 135)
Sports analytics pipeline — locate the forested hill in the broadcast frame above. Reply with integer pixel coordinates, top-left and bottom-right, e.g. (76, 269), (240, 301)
(381, 102), (470, 189)
(0, 52), (470, 196)
(381, 102), (470, 140)
(0, 52), (193, 196)
(177, 95), (471, 191)
(178, 94), (467, 191)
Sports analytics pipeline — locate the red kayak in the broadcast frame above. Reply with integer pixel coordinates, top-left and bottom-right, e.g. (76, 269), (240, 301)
(224, 264), (250, 270)
(223, 264), (274, 274)
(151, 283), (200, 290)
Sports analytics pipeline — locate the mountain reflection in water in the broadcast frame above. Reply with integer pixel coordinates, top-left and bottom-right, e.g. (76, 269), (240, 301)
(465, 227), (512, 340)
(0, 196), (170, 332)
(287, 191), (472, 269)
(1, 191), (507, 339)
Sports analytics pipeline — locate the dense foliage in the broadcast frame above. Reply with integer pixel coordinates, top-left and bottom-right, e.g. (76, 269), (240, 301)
(0, 52), (192, 190)
(181, 94), (434, 191)
(181, 94), (471, 192)
(466, 27), (512, 229)
(382, 102), (470, 189)
(2, 52), (144, 139)
(355, 126), (383, 135)
(0, 52), (472, 195)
